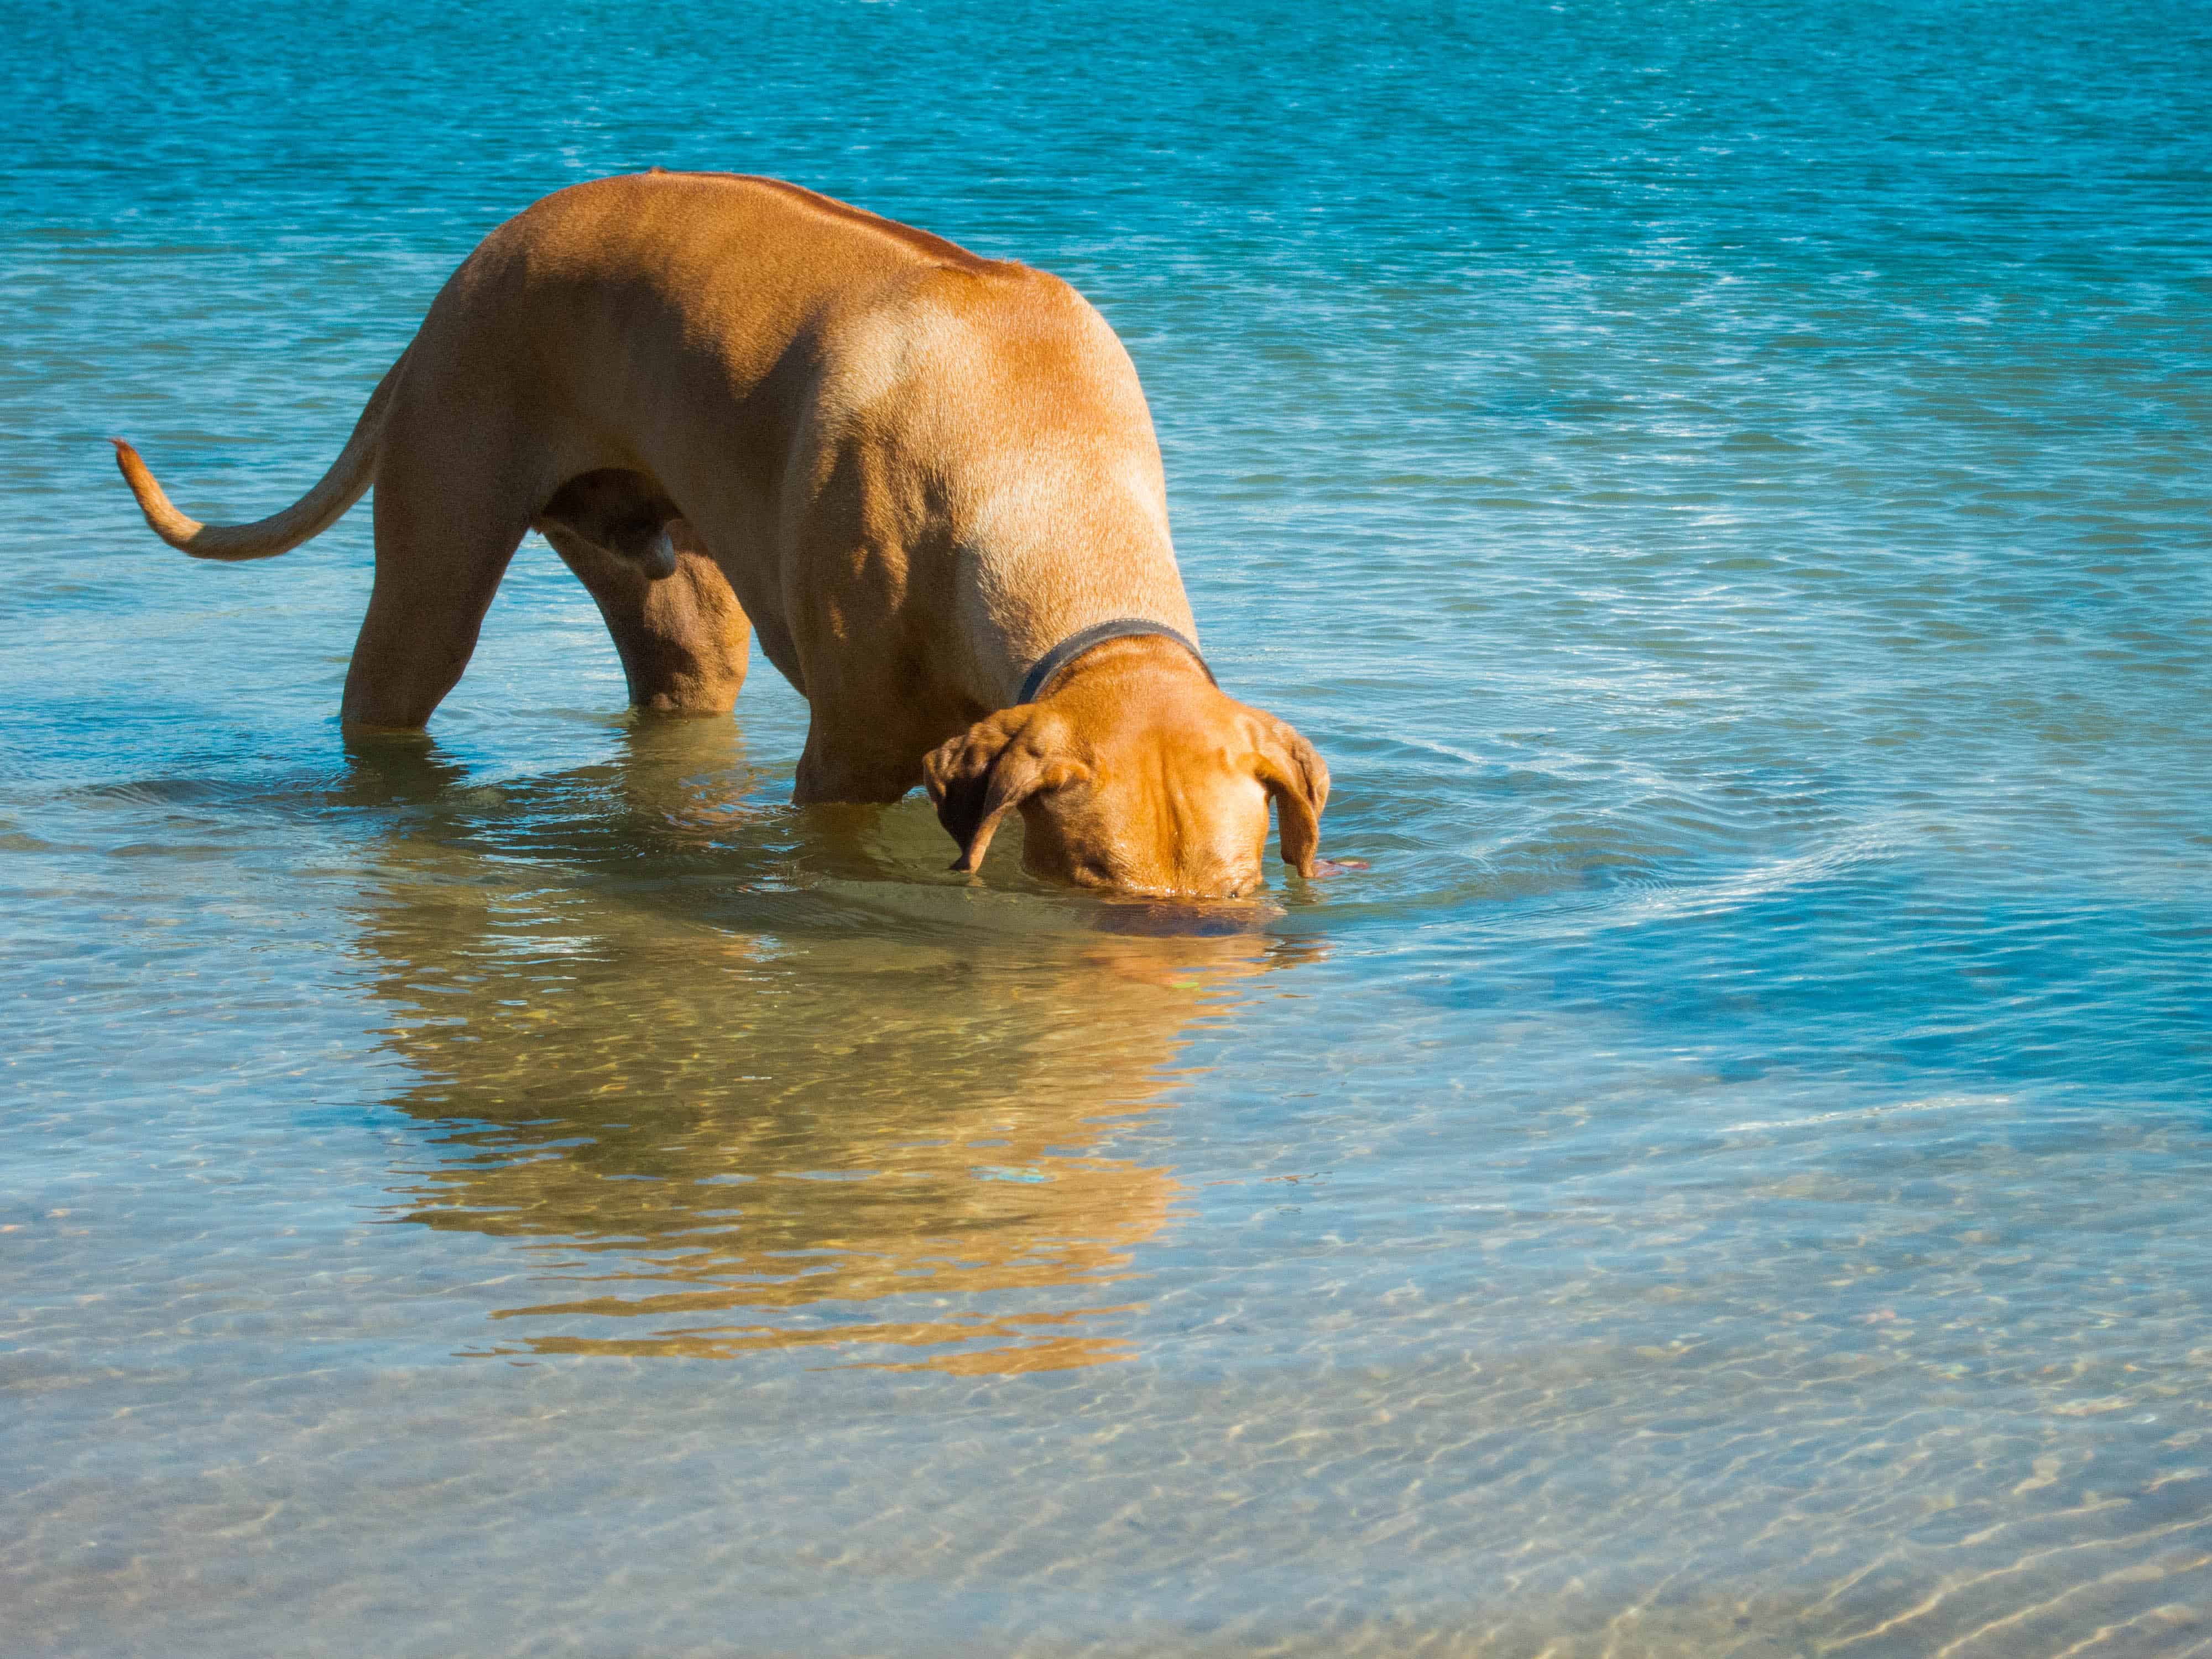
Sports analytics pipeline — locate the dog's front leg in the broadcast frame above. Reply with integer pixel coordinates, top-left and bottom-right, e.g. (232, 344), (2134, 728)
(792, 721), (930, 805)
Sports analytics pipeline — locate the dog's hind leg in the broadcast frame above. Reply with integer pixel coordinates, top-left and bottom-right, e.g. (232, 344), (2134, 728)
(340, 427), (536, 732)
(542, 518), (751, 715)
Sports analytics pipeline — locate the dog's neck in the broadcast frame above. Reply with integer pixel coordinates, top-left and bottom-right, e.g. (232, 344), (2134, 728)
(1018, 619), (1213, 707)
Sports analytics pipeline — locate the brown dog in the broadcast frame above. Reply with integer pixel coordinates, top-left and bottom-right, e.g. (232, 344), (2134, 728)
(113, 171), (1327, 897)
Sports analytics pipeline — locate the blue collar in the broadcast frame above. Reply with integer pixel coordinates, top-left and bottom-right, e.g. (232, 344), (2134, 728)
(1017, 619), (1215, 706)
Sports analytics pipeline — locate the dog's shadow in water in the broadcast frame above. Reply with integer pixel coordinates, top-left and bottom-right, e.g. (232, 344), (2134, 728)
(338, 717), (1325, 1373)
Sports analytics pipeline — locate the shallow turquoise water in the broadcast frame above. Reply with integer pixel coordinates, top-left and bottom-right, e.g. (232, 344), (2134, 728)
(6, 1), (2212, 1653)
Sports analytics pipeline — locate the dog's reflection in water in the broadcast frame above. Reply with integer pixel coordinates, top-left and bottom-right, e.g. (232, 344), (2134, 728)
(348, 721), (1322, 1372)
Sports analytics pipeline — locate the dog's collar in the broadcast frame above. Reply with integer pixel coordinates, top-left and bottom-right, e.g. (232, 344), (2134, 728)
(1016, 619), (1215, 706)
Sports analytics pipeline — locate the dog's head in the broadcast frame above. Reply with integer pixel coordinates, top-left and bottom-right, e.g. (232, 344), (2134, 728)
(923, 661), (1327, 899)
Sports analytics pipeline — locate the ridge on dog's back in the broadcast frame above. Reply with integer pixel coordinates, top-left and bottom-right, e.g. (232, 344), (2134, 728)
(661, 171), (1006, 277)
(485, 170), (1024, 291)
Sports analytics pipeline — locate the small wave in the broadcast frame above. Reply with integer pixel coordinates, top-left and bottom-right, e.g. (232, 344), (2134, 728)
(1600, 820), (1902, 925)
(1721, 1092), (2013, 1135)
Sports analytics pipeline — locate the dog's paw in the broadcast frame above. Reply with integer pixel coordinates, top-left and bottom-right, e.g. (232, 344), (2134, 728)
(1307, 857), (1370, 878)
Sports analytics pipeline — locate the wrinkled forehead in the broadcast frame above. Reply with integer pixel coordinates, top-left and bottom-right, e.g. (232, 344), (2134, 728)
(1088, 758), (1271, 888)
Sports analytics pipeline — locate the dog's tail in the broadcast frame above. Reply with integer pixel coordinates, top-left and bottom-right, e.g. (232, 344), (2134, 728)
(111, 352), (408, 562)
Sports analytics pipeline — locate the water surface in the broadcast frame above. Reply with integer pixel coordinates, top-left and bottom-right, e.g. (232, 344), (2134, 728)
(6, 1), (2211, 1652)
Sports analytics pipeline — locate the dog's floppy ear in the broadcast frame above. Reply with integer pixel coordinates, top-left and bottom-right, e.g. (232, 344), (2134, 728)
(1251, 717), (1330, 878)
(923, 708), (1090, 873)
